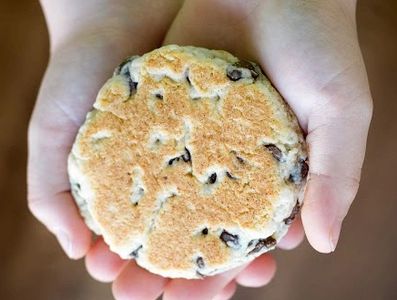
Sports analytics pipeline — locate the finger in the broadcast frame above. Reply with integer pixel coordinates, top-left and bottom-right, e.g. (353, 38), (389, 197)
(85, 238), (128, 282)
(235, 254), (276, 288)
(112, 261), (169, 300)
(302, 105), (372, 253)
(163, 0), (258, 56)
(163, 265), (246, 300)
(29, 0), (187, 262)
(28, 191), (92, 259)
(277, 217), (305, 250)
(213, 281), (237, 300)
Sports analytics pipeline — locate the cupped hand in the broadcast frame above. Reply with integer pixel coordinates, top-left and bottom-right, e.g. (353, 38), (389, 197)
(163, 0), (372, 253)
(28, 0), (372, 299)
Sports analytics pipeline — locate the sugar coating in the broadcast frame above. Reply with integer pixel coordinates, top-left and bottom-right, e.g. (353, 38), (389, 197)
(68, 45), (308, 279)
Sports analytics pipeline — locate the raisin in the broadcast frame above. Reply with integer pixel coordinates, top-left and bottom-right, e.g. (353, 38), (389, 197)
(208, 173), (217, 184)
(264, 237), (277, 248)
(227, 69), (242, 81)
(122, 69), (138, 97)
(202, 228), (209, 235)
(115, 56), (135, 76)
(226, 171), (237, 179)
(196, 257), (205, 269)
(283, 201), (301, 225)
(130, 245), (143, 258)
(168, 157), (180, 166)
(233, 60), (259, 79)
(129, 79), (138, 95)
(220, 230), (240, 248)
(300, 160), (309, 179)
(248, 237), (276, 255)
(289, 159), (309, 183)
(264, 144), (283, 161)
(182, 147), (191, 162)
(236, 156), (245, 164)
(155, 93), (163, 99)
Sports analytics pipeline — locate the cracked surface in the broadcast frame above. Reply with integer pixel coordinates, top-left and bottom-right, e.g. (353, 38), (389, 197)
(68, 45), (308, 279)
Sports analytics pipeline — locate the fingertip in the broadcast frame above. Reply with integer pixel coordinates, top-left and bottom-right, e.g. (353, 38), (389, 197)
(53, 224), (91, 260)
(67, 225), (92, 259)
(301, 198), (335, 253)
(213, 280), (237, 300)
(29, 192), (92, 259)
(163, 266), (244, 300)
(53, 228), (91, 260)
(235, 254), (276, 288)
(85, 238), (127, 282)
(301, 174), (352, 253)
(330, 220), (343, 252)
(112, 261), (168, 300)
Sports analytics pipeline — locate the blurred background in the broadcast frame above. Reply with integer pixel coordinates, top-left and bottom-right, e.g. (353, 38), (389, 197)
(0, 0), (396, 299)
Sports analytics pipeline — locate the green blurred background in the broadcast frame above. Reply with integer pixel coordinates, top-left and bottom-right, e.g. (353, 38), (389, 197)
(0, 0), (396, 299)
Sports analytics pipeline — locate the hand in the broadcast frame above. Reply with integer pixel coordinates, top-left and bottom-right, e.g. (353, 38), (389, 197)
(28, 1), (372, 300)
(29, 0), (291, 299)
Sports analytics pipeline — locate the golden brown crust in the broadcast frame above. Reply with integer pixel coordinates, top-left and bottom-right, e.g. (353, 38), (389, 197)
(69, 45), (307, 278)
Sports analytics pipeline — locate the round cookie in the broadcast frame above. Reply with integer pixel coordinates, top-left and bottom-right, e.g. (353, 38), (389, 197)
(68, 45), (308, 279)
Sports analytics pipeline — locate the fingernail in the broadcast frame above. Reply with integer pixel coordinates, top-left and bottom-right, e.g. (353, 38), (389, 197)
(329, 221), (342, 252)
(56, 230), (73, 257)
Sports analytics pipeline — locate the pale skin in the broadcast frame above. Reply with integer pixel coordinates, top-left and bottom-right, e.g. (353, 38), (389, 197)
(28, 0), (372, 299)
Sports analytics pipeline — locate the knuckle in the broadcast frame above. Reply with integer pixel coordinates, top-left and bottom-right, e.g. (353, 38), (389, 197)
(317, 91), (374, 126)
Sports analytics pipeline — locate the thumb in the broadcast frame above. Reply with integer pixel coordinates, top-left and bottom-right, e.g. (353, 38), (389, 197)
(302, 99), (373, 253)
